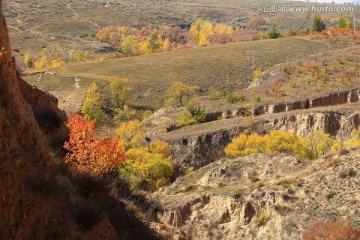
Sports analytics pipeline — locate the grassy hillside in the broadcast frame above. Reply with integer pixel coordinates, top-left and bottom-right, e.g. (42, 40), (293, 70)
(24, 37), (329, 110)
(3, 0), (259, 54)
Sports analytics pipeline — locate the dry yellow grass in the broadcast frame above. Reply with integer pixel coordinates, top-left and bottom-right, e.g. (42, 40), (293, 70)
(25, 38), (328, 109)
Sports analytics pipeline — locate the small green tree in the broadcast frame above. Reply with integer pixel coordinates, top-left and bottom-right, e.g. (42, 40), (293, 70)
(268, 24), (281, 39)
(81, 82), (103, 126)
(313, 15), (326, 32)
(121, 36), (135, 56)
(337, 13), (347, 29)
(337, 13), (353, 29)
(165, 81), (199, 107)
(109, 78), (129, 109)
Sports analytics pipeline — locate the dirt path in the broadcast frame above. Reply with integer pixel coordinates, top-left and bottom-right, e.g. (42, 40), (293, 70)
(66, 3), (79, 20)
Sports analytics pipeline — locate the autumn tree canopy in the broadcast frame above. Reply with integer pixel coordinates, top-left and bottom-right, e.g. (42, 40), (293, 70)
(165, 81), (199, 107)
(64, 114), (126, 176)
(110, 78), (130, 109)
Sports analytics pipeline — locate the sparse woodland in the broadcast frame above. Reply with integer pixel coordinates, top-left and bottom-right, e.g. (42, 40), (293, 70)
(3, 1), (360, 239)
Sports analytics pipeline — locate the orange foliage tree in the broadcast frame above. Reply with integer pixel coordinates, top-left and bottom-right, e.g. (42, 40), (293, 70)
(303, 220), (360, 240)
(64, 114), (126, 176)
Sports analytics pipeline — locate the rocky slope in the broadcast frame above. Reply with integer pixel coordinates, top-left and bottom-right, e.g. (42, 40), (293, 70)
(152, 148), (360, 240)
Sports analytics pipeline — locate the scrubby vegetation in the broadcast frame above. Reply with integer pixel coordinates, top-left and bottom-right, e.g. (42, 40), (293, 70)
(225, 129), (360, 160)
(96, 19), (242, 57)
(24, 47), (91, 69)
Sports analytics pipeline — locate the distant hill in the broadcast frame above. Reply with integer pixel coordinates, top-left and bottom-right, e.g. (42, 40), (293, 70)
(4, 0), (359, 56)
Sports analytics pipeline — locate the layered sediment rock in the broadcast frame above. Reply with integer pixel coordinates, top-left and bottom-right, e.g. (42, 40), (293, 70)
(154, 150), (360, 240)
(160, 110), (359, 172)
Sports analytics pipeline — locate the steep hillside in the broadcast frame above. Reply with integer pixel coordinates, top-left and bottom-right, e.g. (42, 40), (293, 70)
(0, 2), (113, 237)
(151, 148), (360, 240)
(0, 3), (161, 239)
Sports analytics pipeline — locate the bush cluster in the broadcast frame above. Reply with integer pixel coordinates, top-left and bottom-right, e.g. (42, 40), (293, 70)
(225, 129), (360, 159)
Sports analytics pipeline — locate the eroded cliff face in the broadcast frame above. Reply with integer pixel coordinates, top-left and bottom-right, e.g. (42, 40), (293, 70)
(18, 78), (69, 147)
(153, 150), (360, 240)
(159, 109), (359, 172)
(0, 3), (117, 238)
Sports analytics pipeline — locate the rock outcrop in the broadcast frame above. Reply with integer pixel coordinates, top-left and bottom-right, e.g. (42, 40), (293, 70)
(0, 2), (117, 238)
(202, 88), (360, 122)
(153, 149), (360, 240)
(159, 108), (359, 172)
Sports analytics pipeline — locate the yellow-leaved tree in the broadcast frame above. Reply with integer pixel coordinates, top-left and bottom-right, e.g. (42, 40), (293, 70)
(165, 81), (199, 107)
(116, 120), (174, 191)
(161, 38), (172, 52)
(190, 19), (214, 46)
(115, 120), (144, 149)
(225, 130), (308, 159)
(81, 82), (104, 126)
(24, 52), (33, 68)
(109, 78), (129, 110)
(122, 145), (174, 191)
(224, 133), (266, 157)
(51, 59), (66, 68)
(263, 130), (308, 158)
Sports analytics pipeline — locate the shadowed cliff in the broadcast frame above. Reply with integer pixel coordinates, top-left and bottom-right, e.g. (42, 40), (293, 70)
(0, 1), (162, 239)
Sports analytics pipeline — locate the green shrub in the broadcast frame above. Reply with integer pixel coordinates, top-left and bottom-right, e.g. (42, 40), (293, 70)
(313, 15), (326, 32)
(176, 103), (207, 127)
(268, 24), (281, 39)
(227, 94), (246, 103)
